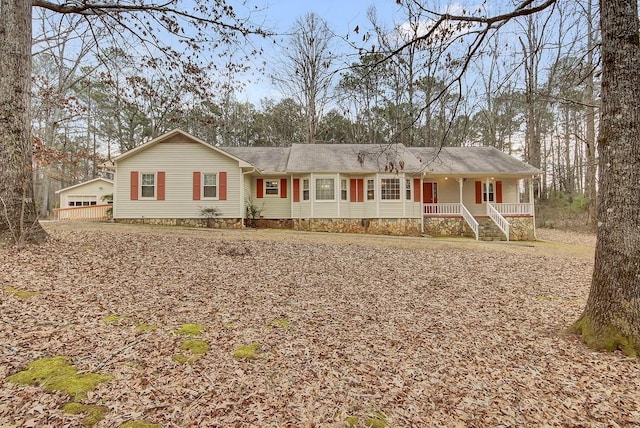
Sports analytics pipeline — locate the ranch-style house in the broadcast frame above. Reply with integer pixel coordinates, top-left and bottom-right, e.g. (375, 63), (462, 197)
(100, 129), (540, 241)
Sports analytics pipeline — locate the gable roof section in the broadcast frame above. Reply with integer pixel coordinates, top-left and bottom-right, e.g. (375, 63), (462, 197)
(285, 143), (424, 173)
(219, 147), (290, 173)
(407, 146), (541, 176)
(112, 129), (251, 167)
(55, 177), (113, 194)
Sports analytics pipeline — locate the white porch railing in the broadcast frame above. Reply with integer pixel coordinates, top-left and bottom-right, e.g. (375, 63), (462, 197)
(460, 203), (479, 240)
(487, 203), (510, 241)
(423, 203), (461, 215)
(54, 204), (111, 221)
(492, 203), (533, 216)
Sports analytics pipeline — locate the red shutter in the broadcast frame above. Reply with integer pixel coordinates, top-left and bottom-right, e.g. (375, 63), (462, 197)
(349, 179), (357, 202)
(293, 178), (300, 202)
(495, 180), (503, 203)
(413, 178), (421, 202)
(475, 181), (482, 204)
(257, 178), (264, 198)
(157, 172), (165, 200)
(130, 171), (139, 200)
(280, 178), (287, 198)
(219, 172), (227, 200)
(193, 172), (201, 200)
(357, 179), (364, 202)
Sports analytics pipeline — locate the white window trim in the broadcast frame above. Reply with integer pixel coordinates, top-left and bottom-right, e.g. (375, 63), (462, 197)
(140, 172), (157, 200)
(405, 178), (412, 201)
(366, 178), (375, 201)
(202, 172), (219, 200)
(302, 178), (310, 201)
(264, 178), (280, 197)
(340, 178), (348, 201)
(314, 176), (336, 202)
(380, 176), (402, 202)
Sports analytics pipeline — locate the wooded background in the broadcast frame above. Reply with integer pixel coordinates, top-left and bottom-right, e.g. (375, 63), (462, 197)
(31, 1), (598, 225)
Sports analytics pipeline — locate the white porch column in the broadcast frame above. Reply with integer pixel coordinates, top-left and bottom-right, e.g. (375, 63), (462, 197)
(485, 177), (490, 214)
(420, 175), (424, 234)
(457, 178), (464, 206)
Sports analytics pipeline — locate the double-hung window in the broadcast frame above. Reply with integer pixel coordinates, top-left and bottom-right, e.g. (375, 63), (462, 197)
(203, 173), (217, 198)
(381, 178), (401, 200)
(302, 179), (310, 200)
(316, 178), (335, 200)
(367, 179), (375, 200)
(341, 179), (348, 201)
(141, 173), (155, 198)
(483, 183), (494, 202)
(405, 179), (412, 200)
(265, 179), (279, 196)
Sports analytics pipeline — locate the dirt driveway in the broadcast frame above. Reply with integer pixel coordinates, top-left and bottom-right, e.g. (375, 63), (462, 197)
(1, 222), (637, 427)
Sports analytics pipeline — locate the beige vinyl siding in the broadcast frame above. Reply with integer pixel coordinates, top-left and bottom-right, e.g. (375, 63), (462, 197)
(433, 178), (459, 203)
(114, 139), (242, 219)
(59, 180), (113, 208)
(257, 177), (291, 219)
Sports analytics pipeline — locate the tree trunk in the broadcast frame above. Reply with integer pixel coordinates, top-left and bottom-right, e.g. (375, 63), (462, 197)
(0, 0), (47, 245)
(572, 0), (640, 356)
(584, 0), (598, 230)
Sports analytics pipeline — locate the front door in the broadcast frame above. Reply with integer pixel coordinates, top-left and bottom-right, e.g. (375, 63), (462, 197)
(423, 182), (438, 203)
(423, 182), (438, 214)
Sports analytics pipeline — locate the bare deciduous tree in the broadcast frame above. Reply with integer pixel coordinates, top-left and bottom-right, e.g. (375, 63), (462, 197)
(273, 12), (335, 144)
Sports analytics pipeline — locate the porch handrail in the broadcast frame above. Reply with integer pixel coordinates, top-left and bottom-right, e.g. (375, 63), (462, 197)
(54, 204), (111, 221)
(460, 203), (479, 240)
(492, 203), (532, 216)
(487, 203), (510, 241)
(423, 203), (461, 215)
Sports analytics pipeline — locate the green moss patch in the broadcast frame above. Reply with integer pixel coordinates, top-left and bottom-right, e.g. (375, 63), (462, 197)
(346, 415), (359, 427)
(171, 354), (191, 364)
(4, 286), (39, 299)
(61, 402), (107, 427)
(233, 343), (260, 360)
(268, 318), (290, 329)
(571, 315), (640, 357)
(364, 411), (389, 428)
(7, 356), (112, 399)
(136, 324), (159, 332)
(180, 340), (210, 355)
(119, 421), (160, 428)
(103, 315), (127, 324)
(175, 323), (206, 336)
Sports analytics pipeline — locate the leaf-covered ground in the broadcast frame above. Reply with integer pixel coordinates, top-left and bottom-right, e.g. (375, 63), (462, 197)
(1, 222), (638, 427)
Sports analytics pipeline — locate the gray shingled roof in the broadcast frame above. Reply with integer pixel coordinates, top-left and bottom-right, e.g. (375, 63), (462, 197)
(286, 143), (424, 173)
(221, 144), (540, 176)
(407, 146), (541, 176)
(219, 147), (290, 173)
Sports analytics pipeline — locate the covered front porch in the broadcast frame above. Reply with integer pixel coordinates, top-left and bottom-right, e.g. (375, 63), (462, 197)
(420, 177), (536, 241)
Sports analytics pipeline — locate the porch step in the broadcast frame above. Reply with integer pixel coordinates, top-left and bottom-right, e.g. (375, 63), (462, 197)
(476, 218), (508, 241)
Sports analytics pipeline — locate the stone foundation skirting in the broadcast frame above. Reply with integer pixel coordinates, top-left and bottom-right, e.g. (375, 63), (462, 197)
(115, 216), (534, 240)
(424, 216), (536, 241)
(507, 216), (536, 241)
(293, 218), (422, 237)
(116, 218), (243, 229)
(423, 217), (474, 238)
